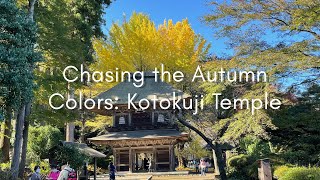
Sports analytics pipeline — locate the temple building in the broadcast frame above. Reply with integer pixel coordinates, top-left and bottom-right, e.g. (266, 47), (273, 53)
(88, 73), (190, 172)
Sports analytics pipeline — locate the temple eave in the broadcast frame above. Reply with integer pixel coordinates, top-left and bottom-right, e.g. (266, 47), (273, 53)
(88, 129), (189, 147)
(90, 136), (188, 147)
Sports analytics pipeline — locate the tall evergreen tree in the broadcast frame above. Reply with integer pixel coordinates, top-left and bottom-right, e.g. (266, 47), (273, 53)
(14, 0), (112, 176)
(0, 0), (41, 178)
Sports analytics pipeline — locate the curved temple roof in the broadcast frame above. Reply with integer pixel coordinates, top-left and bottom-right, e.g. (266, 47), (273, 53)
(62, 141), (106, 158)
(88, 129), (188, 141)
(90, 72), (191, 115)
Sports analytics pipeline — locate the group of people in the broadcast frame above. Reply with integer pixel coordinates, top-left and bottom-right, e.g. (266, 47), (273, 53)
(29, 164), (76, 180)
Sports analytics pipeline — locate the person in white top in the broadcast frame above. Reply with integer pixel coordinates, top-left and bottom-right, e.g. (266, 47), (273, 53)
(200, 159), (206, 176)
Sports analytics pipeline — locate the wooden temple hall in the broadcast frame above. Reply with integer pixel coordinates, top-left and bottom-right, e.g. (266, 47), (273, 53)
(88, 72), (190, 172)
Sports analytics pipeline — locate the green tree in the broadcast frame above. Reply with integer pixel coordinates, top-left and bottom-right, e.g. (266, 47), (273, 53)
(179, 1), (320, 178)
(27, 0), (112, 144)
(270, 84), (320, 166)
(175, 136), (210, 164)
(203, 0), (319, 87)
(54, 145), (89, 170)
(1, 0), (112, 177)
(27, 126), (63, 163)
(30, 0), (111, 125)
(0, 0), (41, 178)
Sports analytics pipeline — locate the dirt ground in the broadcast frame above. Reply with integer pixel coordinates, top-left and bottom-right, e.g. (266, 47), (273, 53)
(152, 174), (216, 180)
(90, 173), (216, 180)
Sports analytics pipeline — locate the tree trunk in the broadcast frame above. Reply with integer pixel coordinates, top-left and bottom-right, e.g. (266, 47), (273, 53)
(66, 84), (75, 142)
(0, 122), (4, 150)
(212, 149), (220, 175)
(80, 117), (85, 143)
(66, 122), (75, 142)
(18, 103), (31, 178)
(14, 1), (37, 178)
(212, 142), (226, 179)
(11, 105), (26, 180)
(177, 143), (184, 168)
(28, 0), (36, 20)
(1, 107), (12, 163)
(176, 113), (227, 180)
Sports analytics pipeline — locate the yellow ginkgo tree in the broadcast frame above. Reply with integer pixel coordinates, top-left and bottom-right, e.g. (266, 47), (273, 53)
(91, 12), (210, 91)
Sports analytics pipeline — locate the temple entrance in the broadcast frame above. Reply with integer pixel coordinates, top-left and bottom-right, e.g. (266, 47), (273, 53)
(134, 151), (153, 172)
(90, 129), (188, 172)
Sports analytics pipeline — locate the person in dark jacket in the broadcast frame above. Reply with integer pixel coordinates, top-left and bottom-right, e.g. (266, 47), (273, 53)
(108, 162), (116, 180)
(30, 165), (41, 180)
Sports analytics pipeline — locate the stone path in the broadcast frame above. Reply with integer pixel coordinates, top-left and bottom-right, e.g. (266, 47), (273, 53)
(90, 173), (216, 180)
(153, 174), (216, 180)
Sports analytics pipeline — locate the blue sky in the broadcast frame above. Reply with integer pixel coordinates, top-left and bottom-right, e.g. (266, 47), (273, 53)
(102, 0), (233, 57)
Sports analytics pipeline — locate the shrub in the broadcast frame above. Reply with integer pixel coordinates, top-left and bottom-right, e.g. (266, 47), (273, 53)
(95, 154), (113, 170)
(87, 165), (104, 174)
(275, 166), (320, 180)
(227, 154), (258, 179)
(27, 125), (63, 163)
(54, 144), (89, 170)
(0, 170), (13, 180)
(175, 166), (193, 171)
(280, 150), (310, 165)
(239, 136), (271, 156)
(274, 165), (291, 178)
(0, 162), (11, 171)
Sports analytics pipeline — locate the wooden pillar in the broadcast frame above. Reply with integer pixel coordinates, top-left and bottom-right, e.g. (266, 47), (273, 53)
(112, 113), (116, 127)
(132, 149), (136, 172)
(135, 150), (138, 172)
(129, 112), (132, 126)
(129, 147), (132, 172)
(169, 145), (175, 171)
(85, 161), (88, 180)
(152, 112), (155, 125)
(153, 146), (156, 172)
(93, 157), (97, 180)
(113, 149), (117, 171)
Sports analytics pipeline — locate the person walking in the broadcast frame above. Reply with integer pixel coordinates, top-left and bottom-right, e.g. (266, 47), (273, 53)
(47, 164), (60, 180)
(200, 159), (207, 176)
(195, 161), (199, 173)
(57, 165), (76, 180)
(108, 162), (116, 180)
(205, 160), (209, 173)
(148, 159), (153, 172)
(30, 165), (41, 180)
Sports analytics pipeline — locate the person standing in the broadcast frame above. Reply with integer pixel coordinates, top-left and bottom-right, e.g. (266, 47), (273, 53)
(57, 165), (75, 180)
(148, 159), (153, 172)
(108, 162), (116, 180)
(200, 159), (206, 176)
(30, 165), (41, 180)
(195, 161), (199, 173)
(47, 164), (60, 180)
(205, 160), (209, 173)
